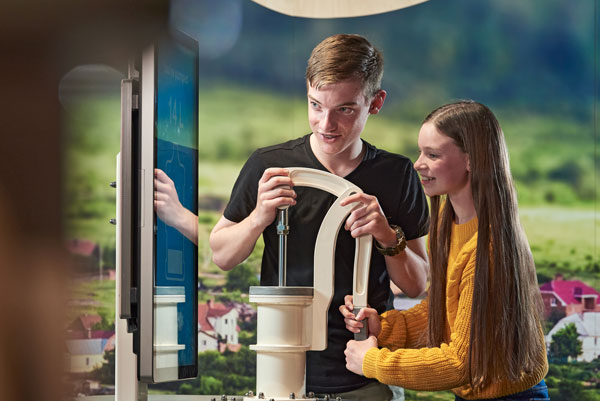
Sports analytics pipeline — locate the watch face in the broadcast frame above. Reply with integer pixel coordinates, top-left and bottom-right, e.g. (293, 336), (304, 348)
(375, 225), (406, 256)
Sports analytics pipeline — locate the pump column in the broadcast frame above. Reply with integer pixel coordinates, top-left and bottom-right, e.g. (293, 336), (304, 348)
(276, 207), (289, 287)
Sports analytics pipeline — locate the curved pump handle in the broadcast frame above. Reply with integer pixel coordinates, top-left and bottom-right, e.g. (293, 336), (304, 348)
(286, 168), (372, 349)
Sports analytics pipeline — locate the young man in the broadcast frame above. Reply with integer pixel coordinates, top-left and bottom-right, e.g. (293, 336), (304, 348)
(209, 34), (429, 400)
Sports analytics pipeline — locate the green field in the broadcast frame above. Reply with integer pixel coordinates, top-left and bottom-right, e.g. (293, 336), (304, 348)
(63, 85), (598, 397)
(63, 84), (599, 306)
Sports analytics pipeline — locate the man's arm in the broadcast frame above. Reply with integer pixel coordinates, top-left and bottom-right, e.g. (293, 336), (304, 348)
(209, 168), (296, 271)
(380, 236), (428, 298)
(209, 215), (265, 271)
(340, 193), (429, 298)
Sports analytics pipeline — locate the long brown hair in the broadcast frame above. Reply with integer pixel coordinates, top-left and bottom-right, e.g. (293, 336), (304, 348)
(424, 101), (544, 389)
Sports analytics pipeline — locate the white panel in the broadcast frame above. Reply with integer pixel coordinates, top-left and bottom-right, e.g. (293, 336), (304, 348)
(250, 0), (429, 19)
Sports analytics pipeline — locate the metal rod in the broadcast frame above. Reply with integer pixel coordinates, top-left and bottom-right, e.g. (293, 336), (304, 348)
(276, 208), (289, 286)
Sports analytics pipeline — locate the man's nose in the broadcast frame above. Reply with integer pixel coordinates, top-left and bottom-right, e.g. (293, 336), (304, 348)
(320, 111), (336, 132)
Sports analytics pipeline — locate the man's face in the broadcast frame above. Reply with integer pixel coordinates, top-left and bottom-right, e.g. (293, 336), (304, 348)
(307, 79), (379, 160)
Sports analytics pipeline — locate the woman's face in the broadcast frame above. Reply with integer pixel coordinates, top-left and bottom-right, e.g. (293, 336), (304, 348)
(414, 122), (470, 199)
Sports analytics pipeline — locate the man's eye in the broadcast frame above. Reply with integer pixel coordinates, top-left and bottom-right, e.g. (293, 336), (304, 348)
(339, 107), (353, 114)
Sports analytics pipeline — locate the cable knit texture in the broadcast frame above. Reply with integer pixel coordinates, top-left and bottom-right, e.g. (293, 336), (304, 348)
(362, 217), (548, 399)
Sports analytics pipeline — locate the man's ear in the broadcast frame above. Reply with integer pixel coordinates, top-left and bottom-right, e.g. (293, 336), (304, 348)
(369, 89), (387, 114)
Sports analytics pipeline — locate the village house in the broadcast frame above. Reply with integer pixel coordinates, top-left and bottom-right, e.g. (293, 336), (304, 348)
(198, 300), (240, 353)
(539, 274), (600, 320)
(66, 238), (100, 271)
(546, 312), (600, 362)
(65, 314), (115, 373)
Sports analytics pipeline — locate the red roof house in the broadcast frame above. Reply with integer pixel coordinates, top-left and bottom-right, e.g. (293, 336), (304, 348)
(197, 300), (240, 352)
(540, 274), (600, 319)
(68, 314), (102, 333)
(66, 239), (99, 258)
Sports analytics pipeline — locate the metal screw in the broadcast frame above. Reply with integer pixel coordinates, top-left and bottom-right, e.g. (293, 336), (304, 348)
(110, 181), (117, 188)
(109, 218), (116, 225)
(336, 398), (342, 401)
(308, 392), (315, 399)
(290, 393), (295, 399)
(248, 391), (254, 397)
(221, 396), (226, 401)
(323, 396), (329, 401)
(258, 392), (265, 399)
(210, 398), (216, 401)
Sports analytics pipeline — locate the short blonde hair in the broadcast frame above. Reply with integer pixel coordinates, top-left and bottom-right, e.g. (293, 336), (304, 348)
(305, 34), (384, 98)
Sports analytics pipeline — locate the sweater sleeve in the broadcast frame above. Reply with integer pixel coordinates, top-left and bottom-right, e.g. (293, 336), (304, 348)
(362, 256), (476, 391)
(377, 298), (429, 351)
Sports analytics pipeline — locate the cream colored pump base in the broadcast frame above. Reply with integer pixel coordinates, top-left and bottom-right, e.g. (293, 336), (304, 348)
(246, 287), (313, 400)
(243, 168), (372, 401)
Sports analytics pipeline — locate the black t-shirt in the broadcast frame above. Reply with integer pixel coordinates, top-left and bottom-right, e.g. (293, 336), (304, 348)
(224, 134), (429, 393)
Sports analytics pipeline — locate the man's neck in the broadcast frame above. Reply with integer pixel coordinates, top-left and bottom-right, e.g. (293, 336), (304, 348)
(309, 134), (365, 177)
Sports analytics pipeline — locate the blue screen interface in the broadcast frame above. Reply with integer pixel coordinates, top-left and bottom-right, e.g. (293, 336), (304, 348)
(154, 34), (198, 372)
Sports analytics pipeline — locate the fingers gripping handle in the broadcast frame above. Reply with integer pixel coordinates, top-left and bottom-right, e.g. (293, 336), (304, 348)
(353, 307), (368, 341)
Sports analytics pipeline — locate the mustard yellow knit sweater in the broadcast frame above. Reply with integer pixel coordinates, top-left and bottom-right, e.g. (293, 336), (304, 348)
(362, 217), (548, 399)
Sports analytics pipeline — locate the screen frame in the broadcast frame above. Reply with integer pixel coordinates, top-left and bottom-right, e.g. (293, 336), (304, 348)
(137, 29), (199, 383)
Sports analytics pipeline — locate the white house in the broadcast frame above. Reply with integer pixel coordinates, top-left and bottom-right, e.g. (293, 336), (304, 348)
(198, 300), (240, 353)
(546, 312), (600, 362)
(65, 337), (111, 373)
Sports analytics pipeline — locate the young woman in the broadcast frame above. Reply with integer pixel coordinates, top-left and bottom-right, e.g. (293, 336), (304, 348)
(340, 100), (549, 400)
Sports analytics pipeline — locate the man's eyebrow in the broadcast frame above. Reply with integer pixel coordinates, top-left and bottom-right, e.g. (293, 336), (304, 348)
(307, 95), (320, 104)
(307, 95), (359, 108)
(336, 101), (359, 107)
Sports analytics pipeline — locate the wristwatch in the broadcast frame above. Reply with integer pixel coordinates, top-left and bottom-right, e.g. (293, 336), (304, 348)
(374, 224), (407, 256)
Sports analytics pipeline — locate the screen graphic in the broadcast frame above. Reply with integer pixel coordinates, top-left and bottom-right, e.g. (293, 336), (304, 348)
(154, 32), (198, 378)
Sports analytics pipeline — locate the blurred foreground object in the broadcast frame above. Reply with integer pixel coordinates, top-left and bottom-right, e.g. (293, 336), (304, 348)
(0, 194), (69, 401)
(0, 0), (168, 241)
(0, 1), (169, 400)
(250, 0), (429, 18)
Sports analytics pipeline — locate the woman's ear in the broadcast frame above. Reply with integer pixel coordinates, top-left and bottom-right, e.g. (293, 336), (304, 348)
(466, 154), (471, 173)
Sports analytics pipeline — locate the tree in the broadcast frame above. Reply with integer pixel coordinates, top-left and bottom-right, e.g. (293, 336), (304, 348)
(558, 379), (585, 401)
(91, 349), (115, 384)
(550, 323), (582, 361)
(225, 263), (259, 292)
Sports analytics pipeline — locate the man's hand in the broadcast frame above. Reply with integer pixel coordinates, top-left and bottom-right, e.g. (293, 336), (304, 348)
(251, 168), (296, 230)
(345, 335), (378, 376)
(339, 192), (397, 247)
(154, 168), (186, 228)
(339, 295), (382, 337)
(154, 168), (198, 244)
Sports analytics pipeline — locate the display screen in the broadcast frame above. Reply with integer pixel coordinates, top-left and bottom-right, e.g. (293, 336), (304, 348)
(153, 31), (198, 379)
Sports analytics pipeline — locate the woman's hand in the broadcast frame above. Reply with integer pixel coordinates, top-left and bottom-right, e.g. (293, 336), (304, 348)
(344, 335), (378, 376)
(339, 295), (382, 337)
